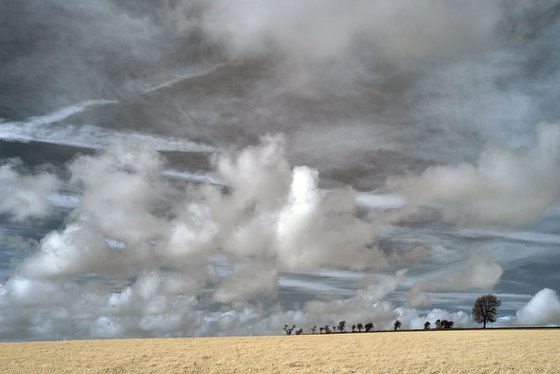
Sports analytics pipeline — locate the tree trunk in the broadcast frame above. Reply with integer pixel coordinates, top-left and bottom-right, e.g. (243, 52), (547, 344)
(483, 320), (486, 328)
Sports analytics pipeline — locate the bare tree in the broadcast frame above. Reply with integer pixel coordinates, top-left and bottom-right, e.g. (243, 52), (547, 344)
(364, 322), (374, 332)
(357, 323), (364, 332)
(424, 321), (431, 330)
(311, 326), (317, 334)
(472, 294), (502, 328)
(393, 320), (401, 331)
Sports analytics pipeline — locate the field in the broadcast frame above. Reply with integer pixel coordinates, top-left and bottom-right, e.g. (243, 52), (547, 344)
(1, 329), (558, 373)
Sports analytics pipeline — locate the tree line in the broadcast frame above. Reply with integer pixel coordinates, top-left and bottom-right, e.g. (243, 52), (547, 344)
(282, 294), (501, 335)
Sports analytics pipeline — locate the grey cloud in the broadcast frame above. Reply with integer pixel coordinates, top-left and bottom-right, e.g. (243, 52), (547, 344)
(388, 124), (560, 226)
(446, 252), (503, 291)
(0, 137), (395, 339)
(0, 162), (58, 222)
(407, 252), (503, 307)
(213, 264), (278, 305)
(198, 1), (503, 70)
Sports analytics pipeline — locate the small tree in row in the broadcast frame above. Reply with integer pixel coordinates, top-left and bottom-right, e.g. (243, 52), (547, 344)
(337, 321), (346, 333)
(283, 324), (296, 335)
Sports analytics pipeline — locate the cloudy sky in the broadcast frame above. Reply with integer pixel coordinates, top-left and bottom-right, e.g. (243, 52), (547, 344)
(1, 0), (560, 340)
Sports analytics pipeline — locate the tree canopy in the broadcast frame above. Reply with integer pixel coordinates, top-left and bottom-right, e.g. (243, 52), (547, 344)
(472, 294), (502, 328)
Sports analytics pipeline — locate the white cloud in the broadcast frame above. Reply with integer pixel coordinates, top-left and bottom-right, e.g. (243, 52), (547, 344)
(0, 101), (214, 152)
(516, 288), (560, 326)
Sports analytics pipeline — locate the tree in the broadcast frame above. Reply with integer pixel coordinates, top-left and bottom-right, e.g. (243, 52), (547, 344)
(472, 294), (502, 328)
(283, 324), (296, 335)
(337, 321), (346, 333)
(319, 327), (324, 334)
(424, 321), (431, 330)
(357, 323), (364, 332)
(364, 322), (374, 332)
(295, 328), (303, 335)
(352, 324), (356, 332)
(324, 325), (331, 334)
(393, 320), (401, 331)
(435, 319), (442, 329)
(311, 326), (317, 334)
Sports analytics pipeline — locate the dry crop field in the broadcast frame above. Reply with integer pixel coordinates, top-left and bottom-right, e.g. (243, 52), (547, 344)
(1, 329), (558, 373)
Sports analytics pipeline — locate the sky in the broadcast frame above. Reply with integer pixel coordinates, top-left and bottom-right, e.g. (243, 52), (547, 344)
(1, 0), (560, 340)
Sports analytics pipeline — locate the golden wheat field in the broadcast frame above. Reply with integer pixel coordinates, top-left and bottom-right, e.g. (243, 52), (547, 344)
(0, 329), (558, 373)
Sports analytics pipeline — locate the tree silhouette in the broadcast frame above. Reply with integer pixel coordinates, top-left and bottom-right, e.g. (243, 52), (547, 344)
(311, 325), (317, 334)
(352, 324), (356, 332)
(472, 294), (502, 328)
(435, 319), (442, 329)
(295, 328), (303, 335)
(337, 321), (346, 333)
(319, 327), (324, 334)
(424, 321), (431, 330)
(364, 322), (374, 332)
(283, 324), (296, 335)
(324, 325), (331, 334)
(440, 320), (454, 329)
(393, 320), (401, 331)
(357, 323), (364, 332)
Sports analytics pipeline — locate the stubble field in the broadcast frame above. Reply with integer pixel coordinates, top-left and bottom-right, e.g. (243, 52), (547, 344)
(0, 329), (558, 373)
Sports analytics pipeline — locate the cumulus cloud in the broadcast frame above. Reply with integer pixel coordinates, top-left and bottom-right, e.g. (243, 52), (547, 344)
(0, 136), (397, 339)
(68, 143), (168, 246)
(162, 134), (385, 272)
(388, 123), (560, 226)
(0, 162), (58, 221)
(399, 308), (471, 330)
(516, 288), (560, 326)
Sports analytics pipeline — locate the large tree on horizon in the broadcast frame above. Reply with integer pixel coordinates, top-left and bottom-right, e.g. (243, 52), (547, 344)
(472, 294), (502, 328)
